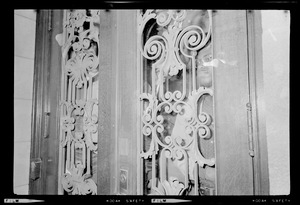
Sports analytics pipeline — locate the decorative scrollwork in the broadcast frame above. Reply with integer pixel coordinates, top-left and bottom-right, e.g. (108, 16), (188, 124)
(58, 9), (100, 195)
(63, 9), (100, 88)
(139, 10), (215, 195)
(61, 165), (97, 195)
(149, 177), (185, 195)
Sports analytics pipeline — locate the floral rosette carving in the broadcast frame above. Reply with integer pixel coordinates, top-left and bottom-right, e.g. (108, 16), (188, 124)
(63, 10), (100, 88)
(61, 162), (97, 195)
(58, 10), (100, 195)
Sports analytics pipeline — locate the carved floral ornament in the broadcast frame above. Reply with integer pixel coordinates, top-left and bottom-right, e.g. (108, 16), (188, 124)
(138, 10), (215, 195)
(57, 9), (100, 195)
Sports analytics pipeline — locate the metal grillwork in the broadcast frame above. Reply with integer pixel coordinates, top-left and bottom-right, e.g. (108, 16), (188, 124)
(58, 9), (100, 195)
(138, 10), (216, 195)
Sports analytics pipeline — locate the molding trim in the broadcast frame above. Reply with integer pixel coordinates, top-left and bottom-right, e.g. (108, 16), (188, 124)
(29, 9), (52, 194)
(246, 10), (270, 195)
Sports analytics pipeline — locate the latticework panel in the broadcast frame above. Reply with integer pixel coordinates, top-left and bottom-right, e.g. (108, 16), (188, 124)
(57, 9), (100, 195)
(138, 10), (216, 195)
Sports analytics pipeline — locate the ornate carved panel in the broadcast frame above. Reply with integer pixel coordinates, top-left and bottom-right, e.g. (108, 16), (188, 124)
(138, 10), (216, 195)
(57, 9), (100, 195)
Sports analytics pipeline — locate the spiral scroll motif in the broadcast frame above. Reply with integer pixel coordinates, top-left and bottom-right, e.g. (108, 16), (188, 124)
(139, 10), (214, 195)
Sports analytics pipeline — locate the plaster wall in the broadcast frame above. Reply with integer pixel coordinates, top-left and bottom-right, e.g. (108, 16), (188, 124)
(14, 9), (36, 194)
(261, 10), (290, 195)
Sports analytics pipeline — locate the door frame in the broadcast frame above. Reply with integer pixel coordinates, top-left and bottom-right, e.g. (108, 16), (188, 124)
(213, 10), (255, 195)
(97, 10), (139, 195)
(29, 9), (63, 194)
(29, 9), (269, 195)
(246, 10), (270, 195)
(96, 9), (118, 195)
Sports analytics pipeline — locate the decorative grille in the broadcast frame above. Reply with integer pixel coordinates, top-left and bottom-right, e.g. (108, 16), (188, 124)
(138, 10), (216, 195)
(57, 9), (100, 195)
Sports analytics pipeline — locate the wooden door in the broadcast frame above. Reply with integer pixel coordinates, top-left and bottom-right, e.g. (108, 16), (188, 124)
(213, 10), (254, 195)
(135, 9), (268, 195)
(29, 9), (269, 195)
(213, 10), (269, 195)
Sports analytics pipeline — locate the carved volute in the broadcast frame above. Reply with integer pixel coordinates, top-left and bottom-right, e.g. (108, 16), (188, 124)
(138, 10), (216, 195)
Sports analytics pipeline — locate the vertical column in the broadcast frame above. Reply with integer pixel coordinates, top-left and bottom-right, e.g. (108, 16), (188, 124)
(115, 10), (138, 195)
(97, 10), (117, 195)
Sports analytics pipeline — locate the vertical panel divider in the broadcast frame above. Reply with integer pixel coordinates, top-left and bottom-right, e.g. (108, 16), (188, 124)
(97, 10), (117, 195)
(57, 10), (67, 195)
(213, 10), (254, 195)
(245, 10), (270, 195)
(211, 11), (218, 195)
(136, 10), (143, 195)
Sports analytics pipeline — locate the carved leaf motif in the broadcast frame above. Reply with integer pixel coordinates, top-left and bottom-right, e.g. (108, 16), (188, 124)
(148, 178), (165, 195)
(63, 10), (100, 87)
(162, 177), (185, 195)
(149, 177), (185, 195)
(61, 167), (97, 195)
(59, 9), (100, 195)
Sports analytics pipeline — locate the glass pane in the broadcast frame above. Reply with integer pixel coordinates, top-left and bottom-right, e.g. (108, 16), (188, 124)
(139, 10), (216, 195)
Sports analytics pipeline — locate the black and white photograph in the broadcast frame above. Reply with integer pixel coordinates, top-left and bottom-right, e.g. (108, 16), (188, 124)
(10, 4), (292, 203)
